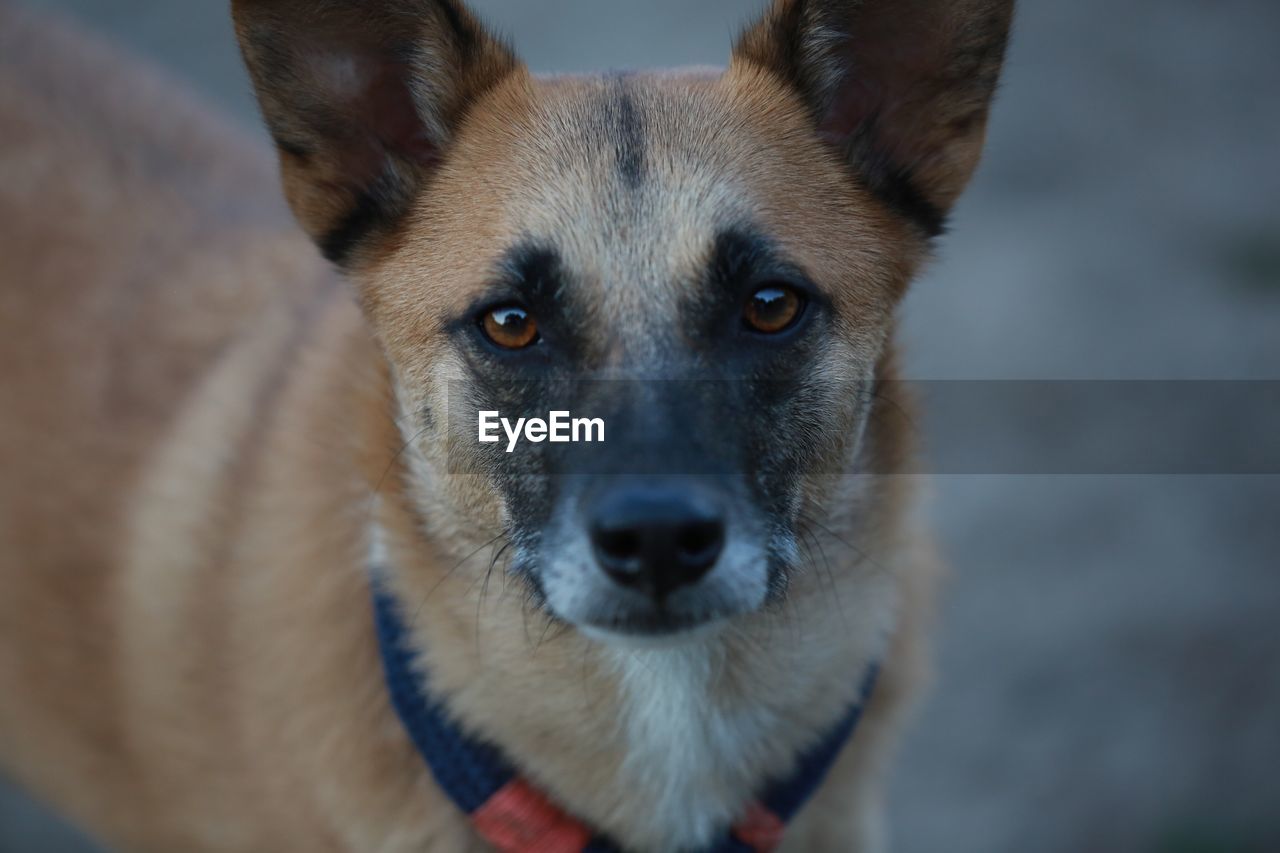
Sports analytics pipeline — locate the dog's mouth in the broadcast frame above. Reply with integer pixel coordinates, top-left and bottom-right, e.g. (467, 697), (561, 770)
(575, 604), (733, 639)
(533, 551), (773, 643)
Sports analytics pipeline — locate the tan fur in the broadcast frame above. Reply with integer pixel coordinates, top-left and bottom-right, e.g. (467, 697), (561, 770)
(0, 1), (1012, 850)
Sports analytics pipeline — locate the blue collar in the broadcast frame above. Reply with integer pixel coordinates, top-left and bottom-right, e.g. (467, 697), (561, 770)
(373, 589), (878, 852)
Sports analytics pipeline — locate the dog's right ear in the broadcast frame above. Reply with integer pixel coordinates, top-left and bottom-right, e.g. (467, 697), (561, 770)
(233, 0), (520, 266)
(735, 0), (1014, 239)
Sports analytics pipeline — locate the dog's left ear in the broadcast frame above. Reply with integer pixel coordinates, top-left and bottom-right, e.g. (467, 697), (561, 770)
(735, 0), (1015, 237)
(233, 0), (520, 266)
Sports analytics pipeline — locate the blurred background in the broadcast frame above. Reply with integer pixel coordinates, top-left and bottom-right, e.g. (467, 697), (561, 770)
(2, 0), (1278, 851)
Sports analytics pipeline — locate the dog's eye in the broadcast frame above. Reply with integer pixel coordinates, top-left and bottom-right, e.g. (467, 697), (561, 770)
(481, 305), (539, 349)
(744, 285), (804, 334)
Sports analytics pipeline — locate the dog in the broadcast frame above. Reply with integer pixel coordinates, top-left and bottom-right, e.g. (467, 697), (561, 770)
(0, 0), (1013, 850)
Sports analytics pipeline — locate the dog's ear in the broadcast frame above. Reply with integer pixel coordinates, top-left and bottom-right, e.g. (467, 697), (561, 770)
(233, 0), (519, 265)
(735, 0), (1014, 237)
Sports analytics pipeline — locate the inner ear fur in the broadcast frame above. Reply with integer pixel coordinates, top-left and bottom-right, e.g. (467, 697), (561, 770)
(233, 0), (520, 265)
(735, 0), (1015, 237)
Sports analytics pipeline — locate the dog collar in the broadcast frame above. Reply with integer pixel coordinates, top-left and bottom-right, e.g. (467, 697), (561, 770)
(372, 589), (878, 852)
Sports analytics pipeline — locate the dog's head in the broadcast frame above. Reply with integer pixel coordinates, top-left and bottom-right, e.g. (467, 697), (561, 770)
(235, 0), (1011, 638)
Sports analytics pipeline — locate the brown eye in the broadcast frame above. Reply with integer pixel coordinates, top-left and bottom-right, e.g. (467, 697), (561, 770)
(481, 305), (539, 349)
(744, 285), (803, 334)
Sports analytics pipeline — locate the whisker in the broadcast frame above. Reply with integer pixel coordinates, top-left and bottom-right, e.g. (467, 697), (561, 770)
(473, 537), (512, 657)
(409, 531), (507, 630)
(798, 524), (851, 634)
(363, 416), (430, 530)
(798, 509), (894, 580)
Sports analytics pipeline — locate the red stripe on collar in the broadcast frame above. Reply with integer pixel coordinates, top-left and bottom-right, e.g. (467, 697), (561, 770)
(472, 777), (785, 853)
(731, 801), (786, 851)
(472, 778), (594, 852)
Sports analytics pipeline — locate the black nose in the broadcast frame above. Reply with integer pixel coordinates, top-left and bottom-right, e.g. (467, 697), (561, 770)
(589, 484), (726, 599)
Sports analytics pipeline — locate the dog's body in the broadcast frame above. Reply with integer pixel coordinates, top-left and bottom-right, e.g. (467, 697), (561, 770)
(0, 2), (1011, 850)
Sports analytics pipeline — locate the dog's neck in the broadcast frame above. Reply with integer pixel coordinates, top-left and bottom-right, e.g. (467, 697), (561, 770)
(369, 497), (895, 851)
(370, 559), (886, 851)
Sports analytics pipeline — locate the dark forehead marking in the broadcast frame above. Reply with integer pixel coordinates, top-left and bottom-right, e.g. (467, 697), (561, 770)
(703, 226), (831, 311)
(494, 241), (563, 305)
(448, 240), (564, 331)
(709, 229), (777, 289)
(599, 73), (646, 189)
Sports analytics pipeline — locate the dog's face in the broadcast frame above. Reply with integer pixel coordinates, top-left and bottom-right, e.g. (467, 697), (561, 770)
(235, 0), (1011, 637)
(371, 72), (914, 636)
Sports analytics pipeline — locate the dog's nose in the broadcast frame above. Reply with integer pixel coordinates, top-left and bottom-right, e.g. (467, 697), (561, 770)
(589, 485), (725, 599)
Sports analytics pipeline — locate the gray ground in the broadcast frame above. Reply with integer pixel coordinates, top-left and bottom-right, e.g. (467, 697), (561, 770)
(3, 1), (1279, 851)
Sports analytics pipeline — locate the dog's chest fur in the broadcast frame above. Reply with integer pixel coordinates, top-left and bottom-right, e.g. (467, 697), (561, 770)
(602, 643), (778, 850)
